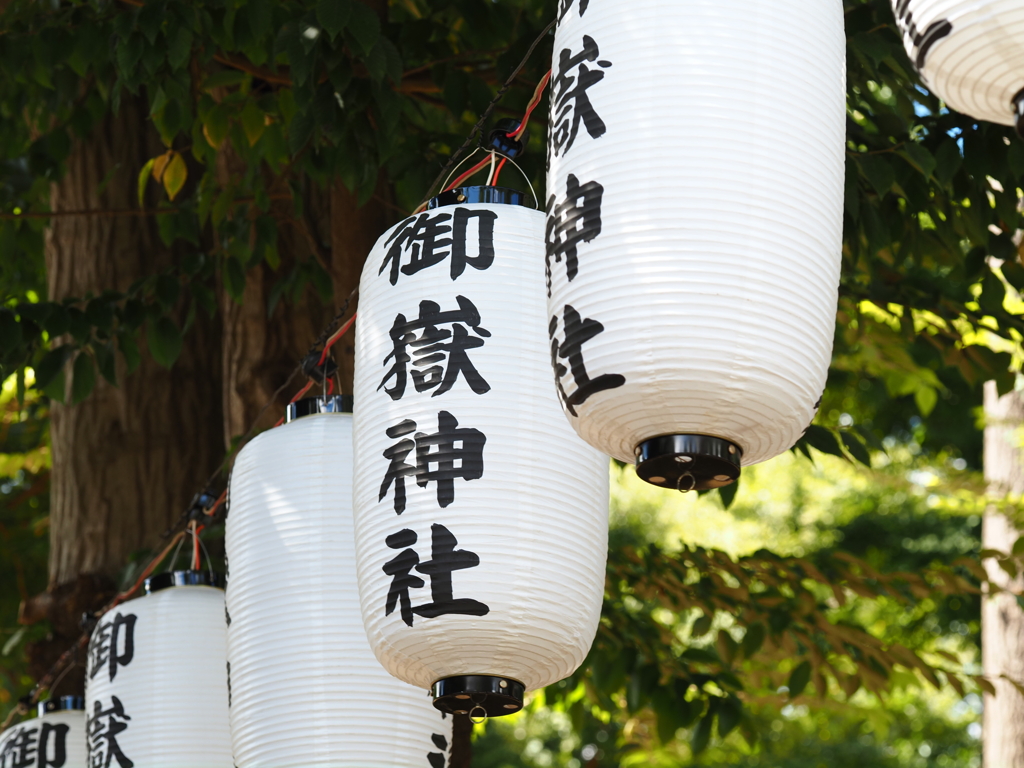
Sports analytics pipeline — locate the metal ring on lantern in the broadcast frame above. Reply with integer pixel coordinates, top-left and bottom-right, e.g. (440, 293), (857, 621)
(468, 706), (488, 725)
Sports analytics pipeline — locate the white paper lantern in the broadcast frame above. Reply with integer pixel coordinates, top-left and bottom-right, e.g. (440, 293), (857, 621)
(85, 572), (232, 768)
(225, 397), (452, 768)
(892, 0), (1024, 133)
(0, 697), (87, 768)
(352, 192), (610, 717)
(544, 0), (846, 492)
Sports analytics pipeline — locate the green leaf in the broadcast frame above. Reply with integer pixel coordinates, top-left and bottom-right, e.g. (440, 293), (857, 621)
(35, 345), (74, 391)
(223, 257), (247, 303)
(902, 142), (936, 181)
(691, 613), (713, 638)
(167, 26), (193, 71)
(162, 152), (188, 201)
(840, 431), (872, 467)
(857, 154), (895, 198)
(203, 70), (248, 91)
(94, 342), (117, 387)
(788, 661), (812, 698)
(800, 425), (847, 461)
(118, 332), (141, 374)
(155, 274), (181, 309)
(240, 100), (266, 147)
(203, 104), (231, 149)
(740, 623), (766, 658)
(718, 477), (739, 510)
(0, 311), (23, 353)
(346, 2), (380, 56)
(934, 138), (963, 186)
(138, 157), (156, 207)
(317, 0), (351, 40)
(691, 708), (715, 755)
(147, 317), (183, 369)
(915, 386), (939, 417)
(71, 352), (96, 404)
(717, 697), (742, 738)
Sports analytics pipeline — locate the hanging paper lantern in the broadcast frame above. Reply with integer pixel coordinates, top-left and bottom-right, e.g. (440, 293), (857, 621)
(85, 571), (232, 768)
(0, 697), (87, 767)
(225, 396), (452, 768)
(545, 0), (845, 491)
(891, 0), (1024, 135)
(352, 187), (610, 717)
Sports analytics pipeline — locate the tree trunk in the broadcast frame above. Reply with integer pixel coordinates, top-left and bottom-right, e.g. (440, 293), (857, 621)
(37, 97), (224, 696)
(982, 380), (1024, 768)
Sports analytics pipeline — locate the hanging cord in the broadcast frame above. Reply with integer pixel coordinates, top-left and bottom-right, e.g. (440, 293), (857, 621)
(416, 17), (557, 212)
(414, 68), (553, 212)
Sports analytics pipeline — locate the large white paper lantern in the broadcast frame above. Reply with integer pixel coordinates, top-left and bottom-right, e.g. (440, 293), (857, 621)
(85, 572), (232, 768)
(225, 397), (452, 768)
(0, 697), (87, 767)
(545, 0), (845, 491)
(892, 0), (1024, 133)
(352, 189), (610, 717)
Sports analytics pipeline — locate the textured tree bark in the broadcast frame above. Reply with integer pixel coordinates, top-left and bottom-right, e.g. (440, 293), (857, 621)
(982, 380), (1024, 768)
(45, 98), (224, 585)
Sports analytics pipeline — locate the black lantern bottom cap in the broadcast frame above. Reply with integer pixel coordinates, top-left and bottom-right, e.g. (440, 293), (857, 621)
(432, 676), (525, 718)
(635, 435), (742, 491)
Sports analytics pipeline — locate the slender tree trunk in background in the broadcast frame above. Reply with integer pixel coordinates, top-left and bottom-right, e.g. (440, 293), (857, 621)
(31, 97), (224, 696)
(982, 380), (1024, 768)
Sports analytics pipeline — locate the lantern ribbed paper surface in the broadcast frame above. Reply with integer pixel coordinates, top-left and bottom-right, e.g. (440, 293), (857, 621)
(892, 0), (1024, 128)
(0, 706), (86, 767)
(85, 579), (232, 768)
(352, 202), (609, 712)
(225, 406), (452, 768)
(546, 0), (845, 482)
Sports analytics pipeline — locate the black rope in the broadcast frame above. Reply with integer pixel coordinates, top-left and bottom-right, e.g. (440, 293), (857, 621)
(417, 17), (556, 210)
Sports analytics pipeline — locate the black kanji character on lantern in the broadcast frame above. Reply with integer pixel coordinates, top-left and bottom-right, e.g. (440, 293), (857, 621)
(88, 611), (136, 683)
(379, 413), (487, 512)
(379, 209), (498, 286)
(427, 732), (449, 768)
(383, 529), (426, 627)
(415, 412), (486, 508)
(550, 304), (625, 416)
(380, 296), (491, 401)
(379, 420), (418, 515)
(558, 0), (590, 21)
(892, 0), (951, 68)
(546, 174), (604, 295)
(413, 524), (490, 620)
(382, 525), (489, 626)
(0, 723), (64, 768)
(550, 35), (611, 159)
(87, 697), (133, 768)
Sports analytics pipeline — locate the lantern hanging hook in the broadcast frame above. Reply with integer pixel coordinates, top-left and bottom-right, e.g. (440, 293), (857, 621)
(677, 472), (696, 494)
(469, 705), (488, 725)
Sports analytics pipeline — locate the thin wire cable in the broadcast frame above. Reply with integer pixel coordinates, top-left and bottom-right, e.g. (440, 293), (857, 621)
(491, 157), (508, 186)
(497, 153), (539, 209)
(416, 17), (557, 211)
(485, 151), (498, 185)
(510, 69), (552, 140)
(438, 148), (484, 198)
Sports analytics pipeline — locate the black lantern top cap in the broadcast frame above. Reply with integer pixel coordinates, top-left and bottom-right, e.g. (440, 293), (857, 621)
(428, 185), (529, 210)
(38, 696), (85, 716)
(286, 395), (353, 423)
(144, 570), (225, 594)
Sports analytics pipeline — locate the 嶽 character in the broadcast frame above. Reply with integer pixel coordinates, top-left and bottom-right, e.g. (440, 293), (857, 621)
(87, 697), (133, 768)
(546, 175), (604, 295)
(380, 296), (491, 401)
(379, 209), (498, 286)
(383, 529), (426, 627)
(88, 611), (136, 683)
(549, 304), (625, 416)
(550, 35), (611, 158)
